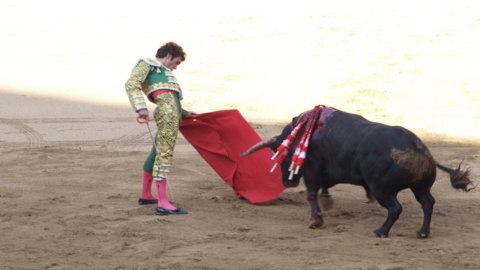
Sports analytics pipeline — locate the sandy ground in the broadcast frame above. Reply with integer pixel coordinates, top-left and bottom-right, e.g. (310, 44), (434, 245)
(0, 93), (479, 270)
(1, 0), (480, 269)
(1, 0), (480, 141)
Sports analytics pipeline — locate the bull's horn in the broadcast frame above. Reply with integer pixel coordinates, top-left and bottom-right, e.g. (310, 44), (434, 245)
(240, 137), (276, 157)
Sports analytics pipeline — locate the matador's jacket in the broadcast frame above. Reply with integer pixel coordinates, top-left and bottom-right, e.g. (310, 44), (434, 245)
(125, 57), (187, 180)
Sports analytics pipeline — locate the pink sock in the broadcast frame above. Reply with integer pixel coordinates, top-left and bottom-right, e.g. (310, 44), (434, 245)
(140, 171), (157, 200)
(155, 179), (176, 210)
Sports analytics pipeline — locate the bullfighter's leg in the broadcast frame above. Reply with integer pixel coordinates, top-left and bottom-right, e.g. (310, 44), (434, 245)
(319, 187), (334, 211)
(138, 145), (158, 205)
(152, 93), (187, 215)
(372, 192), (402, 237)
(411, 188), (435, 238)
(306, 185), (324, 228)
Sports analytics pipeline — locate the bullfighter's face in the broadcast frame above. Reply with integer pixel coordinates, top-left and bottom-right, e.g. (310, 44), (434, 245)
(162, 54), (183, 70)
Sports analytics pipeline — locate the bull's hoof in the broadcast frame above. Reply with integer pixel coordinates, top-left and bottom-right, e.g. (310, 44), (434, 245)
(373, 229), (389, 238)
(319, 195), (334, 211)
(416, 230), (430, 239)
(309, 217), (324, 229)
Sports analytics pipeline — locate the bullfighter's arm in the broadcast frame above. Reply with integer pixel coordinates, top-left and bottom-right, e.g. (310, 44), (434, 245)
(125, 60), (150, 112)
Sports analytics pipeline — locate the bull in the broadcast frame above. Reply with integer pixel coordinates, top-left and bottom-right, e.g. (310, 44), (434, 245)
(242, 106), (473, 238)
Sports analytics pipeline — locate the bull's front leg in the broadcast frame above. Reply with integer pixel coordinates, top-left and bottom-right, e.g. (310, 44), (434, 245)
(319, 187), (334, 211)
(307, 186), (324, 229)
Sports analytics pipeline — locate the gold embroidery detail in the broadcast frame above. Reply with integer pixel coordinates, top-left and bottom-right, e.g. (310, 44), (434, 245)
(152, 92), (180, 179)
(125, 60), (150, 111)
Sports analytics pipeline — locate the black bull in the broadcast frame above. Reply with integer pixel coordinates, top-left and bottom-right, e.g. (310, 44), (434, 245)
(241, 108), (473, 238)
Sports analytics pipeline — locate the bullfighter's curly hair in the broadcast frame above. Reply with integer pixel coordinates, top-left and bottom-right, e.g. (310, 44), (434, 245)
(156, 42), (186, 61)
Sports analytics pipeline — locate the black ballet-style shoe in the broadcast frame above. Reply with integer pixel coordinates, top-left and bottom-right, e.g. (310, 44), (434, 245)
(155, 207), (188, 215)
(138, 198), (158, 205)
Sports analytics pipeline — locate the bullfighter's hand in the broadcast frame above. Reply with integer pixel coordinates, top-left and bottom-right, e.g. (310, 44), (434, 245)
(136, 109), (150, 124)
(183, 110), (197, 118)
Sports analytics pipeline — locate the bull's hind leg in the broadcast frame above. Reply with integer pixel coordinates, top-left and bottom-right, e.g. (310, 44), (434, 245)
(411, 188), (435, 238)
(372, 192), (402, 237)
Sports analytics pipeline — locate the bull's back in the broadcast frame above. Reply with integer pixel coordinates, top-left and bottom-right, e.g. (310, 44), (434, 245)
(311, 110), (436, 186)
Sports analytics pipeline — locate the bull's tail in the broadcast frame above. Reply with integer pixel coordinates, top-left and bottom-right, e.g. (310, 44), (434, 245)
(436, 161), (475, 191)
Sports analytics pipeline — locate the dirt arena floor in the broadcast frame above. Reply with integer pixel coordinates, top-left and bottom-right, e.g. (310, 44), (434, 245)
(0, 93), (479, 270)
(2, 1), (480, 269)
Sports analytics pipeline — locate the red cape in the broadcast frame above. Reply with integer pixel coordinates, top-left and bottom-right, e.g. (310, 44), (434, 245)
(179, 110), (285, 204)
